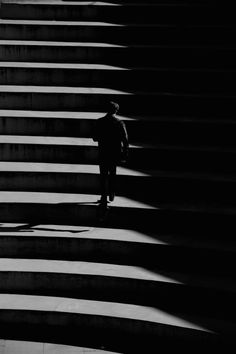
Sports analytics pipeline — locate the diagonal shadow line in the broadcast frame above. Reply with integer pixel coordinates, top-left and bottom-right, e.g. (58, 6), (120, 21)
(0, 225), (90, 234)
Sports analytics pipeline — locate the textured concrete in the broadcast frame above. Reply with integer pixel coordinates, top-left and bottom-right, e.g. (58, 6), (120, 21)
(1, 62), (235, 93)
(1, 134), (236, 174)
(1, 257), (235, 292)
(0, 293), (212, 332)
(1, 221), (235, 252)
(0, 1), (224, 25)
(0, 191), (156, 209)
(0, 0), (235, 350)
(1, 84), (235, 117)
(1, 19), (235, 46)
(0, 340), (119, 354)
(0, 162), (150, 176)
(1, 40), (235, 69)
(0, 258), (180, 283)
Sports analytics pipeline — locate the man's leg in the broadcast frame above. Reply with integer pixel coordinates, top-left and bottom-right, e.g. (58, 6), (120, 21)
(99, 163), (108, 204)
(108, 164), (117, 202)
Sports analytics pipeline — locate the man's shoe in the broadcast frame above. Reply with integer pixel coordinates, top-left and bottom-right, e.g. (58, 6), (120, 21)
(100, 195), (108, 204)
(109, 192), (115, 202)
(97, 197), (110, 204)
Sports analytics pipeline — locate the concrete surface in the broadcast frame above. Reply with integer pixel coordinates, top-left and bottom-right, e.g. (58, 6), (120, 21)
(0, 257), (235, 292)
(0, 293), (211, 332)
(0, 0), (235, 350)
(0, 340), (119, 354)
(0, 258), (180, 283)
(0, 191), (156, 209)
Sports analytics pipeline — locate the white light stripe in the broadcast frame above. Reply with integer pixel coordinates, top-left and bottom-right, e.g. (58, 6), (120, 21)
(0, 19), (124, 26)
(0, 62), (129, 70)
(0, 258), (181, 284)
(0, 40), (126, 47)
(0, 294), (213, 332)
(0, 85), (133, 95)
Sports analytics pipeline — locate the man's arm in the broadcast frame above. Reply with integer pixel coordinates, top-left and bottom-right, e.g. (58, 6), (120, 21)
(92, 121), (99, 142)
(120, 121), (129, 160)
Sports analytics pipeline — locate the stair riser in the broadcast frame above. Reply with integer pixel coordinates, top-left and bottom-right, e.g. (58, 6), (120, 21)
(1, 24), (235, 45)
(1, 45), (236, 68)
(0, 92), (236, 116)
(0, 236), (234, 274)
(0, 144), (236, 172)
(0, 4), (230, 24)
(0, 202), (236, 234)
(0, 272), (234, 320)
(1, 117), (236, 148)
(0, 172), (236, 205)
(0, 116), (95, 139)
(1, 67), (235, 93)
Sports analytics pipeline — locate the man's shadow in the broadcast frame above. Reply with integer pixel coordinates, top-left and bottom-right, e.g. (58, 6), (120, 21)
(0, 223), (90, 234)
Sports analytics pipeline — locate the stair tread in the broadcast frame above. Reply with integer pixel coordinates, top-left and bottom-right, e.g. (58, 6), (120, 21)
(0, 341), (116, 354)
(0, 62), (128, 70)
(1, 109), (236, 123)
(0, 223), (160, 243)
(1, 19), (231, 29)
(1, 62), (236, 73)
(1, 191), (236, 215)
(0, 39), (233, 49)
(0, 162), (151, 176)
(0, 0), (212, 7)
(1, 135), (236, 153)
(0, 293), (217, 333)
(0, 109), (117, 119)
(0, 135), (143, 148)
(1, 222), (236, 253)
(1, 85), (235, 98)
(0, 191), (156, 209)
(0, 39), (125, 47)
(1, 0), (122, 5)
(0, 258), (179, 283)
(0, 19), (124, 26)
(0, 258), (235, 292)
(0, 85), (133, 95)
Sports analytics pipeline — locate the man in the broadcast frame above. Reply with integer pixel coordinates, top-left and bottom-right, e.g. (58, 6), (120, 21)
(93, 101), (129, 206)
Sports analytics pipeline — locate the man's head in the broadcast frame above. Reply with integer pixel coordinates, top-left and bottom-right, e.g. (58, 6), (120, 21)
(107, 101), (119, 115)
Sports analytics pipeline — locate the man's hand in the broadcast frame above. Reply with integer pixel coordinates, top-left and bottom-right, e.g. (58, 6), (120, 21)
(121, 150), (128, 164)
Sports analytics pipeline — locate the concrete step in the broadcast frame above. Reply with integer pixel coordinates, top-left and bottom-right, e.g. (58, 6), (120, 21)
(1, 162), (236, 206)
(0, 221), (235, 253)
(0, 224), (235, 277)
(0, 63), (235, 94)
(2, 110), (236, 145)
(1, 108), (236, 122)
(0, 1), (231, 25)
(0, 0), (226, 4)
(1, 20), (236, 46)
(0, 294), (229, 352)
(1, 136), (236, 173)
(0, 85), (235, 117)
(0, 258), (235, 320)
(0, 340), (118, 354)
(1, 41), (236, 69)
(1, 191), (236, 235)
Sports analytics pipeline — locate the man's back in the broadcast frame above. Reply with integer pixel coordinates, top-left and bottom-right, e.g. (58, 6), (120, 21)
(94, 113), (128, 163)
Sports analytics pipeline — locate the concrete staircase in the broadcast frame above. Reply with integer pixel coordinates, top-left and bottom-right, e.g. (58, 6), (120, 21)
(0, 0), (236, 352)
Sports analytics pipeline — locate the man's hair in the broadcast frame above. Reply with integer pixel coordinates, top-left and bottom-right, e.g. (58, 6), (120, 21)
(107, 101), (119, 114)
